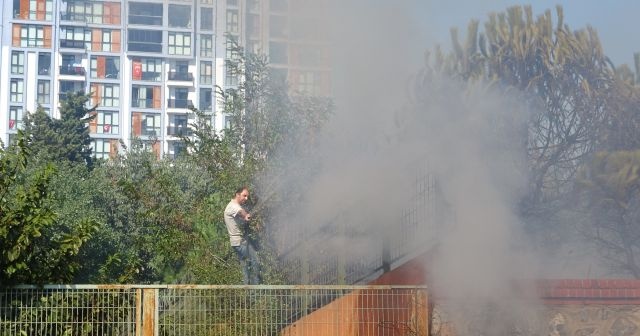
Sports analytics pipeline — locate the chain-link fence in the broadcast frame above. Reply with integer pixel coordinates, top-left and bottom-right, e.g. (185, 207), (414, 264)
(1, 285), (428, 336)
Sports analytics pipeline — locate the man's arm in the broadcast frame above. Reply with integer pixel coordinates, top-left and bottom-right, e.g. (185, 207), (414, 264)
(237, 208), (251, 221)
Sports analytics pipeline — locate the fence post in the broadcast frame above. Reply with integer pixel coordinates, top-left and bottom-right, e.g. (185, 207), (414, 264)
(140, 288), (158, 336)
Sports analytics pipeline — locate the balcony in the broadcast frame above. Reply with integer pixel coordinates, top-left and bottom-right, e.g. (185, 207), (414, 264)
(167, 72), (194, 86)
(141, 128), (161, 137)
(167, 99), (193, 109)
(132, 99), (155, 109)
(60, 12), (87, 22)
(60, 40), (87, 49)
(167, 126), (193, 137)
(60, 65), (86, 76)
(133, 72), (162, 82)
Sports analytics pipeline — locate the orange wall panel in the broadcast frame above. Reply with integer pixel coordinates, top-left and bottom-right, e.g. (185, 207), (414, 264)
(19, 0), (29, 19)
(153, 87), (162, 109)
(12, 24), (21, 47)
(92, 29), (102, 51)
(112, 30), (121, 52)
(43, 26), (52, 48)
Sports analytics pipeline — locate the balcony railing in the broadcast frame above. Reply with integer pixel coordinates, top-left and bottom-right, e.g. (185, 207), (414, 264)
(141, 128), (161, 136)
(167, 99), (193, 109)
(60, 12), (86, 22)
(60, 40), (87, 49)
(167, 126), (193, 136)
(168, 72), (194, 81)
(131, 99), (154, 108)
(60, 65), (86, 76)
(134, 72), (162, 82)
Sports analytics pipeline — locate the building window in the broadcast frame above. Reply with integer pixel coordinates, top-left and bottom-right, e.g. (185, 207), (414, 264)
(38, 53), (51, 75)
(132, 86), (157, 108)
(201, 0), (214, 4)
(168, 32), (191, 56)
(97, 111), (119, 134)
(270, 0), (288, 12)
(168, 4), (191, 28)
(247, 14), (260, 37)
(101, 30), (116, 52)
(11, 51), (24, 75)
(9, 107), (24, 130)
(270, 15), (288, 38)
(60, 54), (85, 75)
(200, 61), (213, 85)
(226, 9), (239, 34)
(90, 56), (120, 79)
(226, 36), (240, 60)
(128, 29), (162, 53)
(64, 0), (107, 24)
(296, 71), (317, 94)
(132, 58), (163, 81)
(20, 25), (45, 47)
(10, 79), (24, 103)
(225, 67), (238, 87)
(25, 0), (53, 20)
(101, 85), (120, 107)
(128, 2), (162, 25)
(37, 80), (50, 104)
(200, 8), (213, 30)
(92, 139), (113, 159)
(61, 26), (90, 49)
(200, 88), (213, 112)
(200, 34), (214, 57)
(142, 114), (161, 136)
(269, 41), (288, 64)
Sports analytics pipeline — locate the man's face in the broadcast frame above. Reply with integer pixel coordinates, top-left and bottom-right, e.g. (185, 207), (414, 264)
(236, 189), (249, 205)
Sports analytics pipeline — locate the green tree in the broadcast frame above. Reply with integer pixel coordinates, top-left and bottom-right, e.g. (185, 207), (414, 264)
(0, 132), (94, 285)
(24, 92), (96, 167)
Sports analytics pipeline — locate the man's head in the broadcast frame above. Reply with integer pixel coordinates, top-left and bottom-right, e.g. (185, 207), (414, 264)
(234, 186), (249, 205)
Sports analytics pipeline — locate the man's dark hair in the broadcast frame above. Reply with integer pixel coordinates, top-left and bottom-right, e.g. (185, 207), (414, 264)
(235, 186), (248, 195)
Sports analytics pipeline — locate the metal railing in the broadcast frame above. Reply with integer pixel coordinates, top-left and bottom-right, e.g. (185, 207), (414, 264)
(167, 99), (193, 109)
(275, 160), (446, 285)
(167, 72), (194, 82)
(0, 285), (428, 336)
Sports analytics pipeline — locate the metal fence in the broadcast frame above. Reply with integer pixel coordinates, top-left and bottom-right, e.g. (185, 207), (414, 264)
(277, 160), (447, 285)
(1, 285), (428, 336)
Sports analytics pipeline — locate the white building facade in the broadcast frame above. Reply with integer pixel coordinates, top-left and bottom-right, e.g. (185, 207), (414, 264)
(0, 0), (330, 159)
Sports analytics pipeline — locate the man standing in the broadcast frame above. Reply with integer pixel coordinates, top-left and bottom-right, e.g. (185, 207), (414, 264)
(223, 186), (261, 284)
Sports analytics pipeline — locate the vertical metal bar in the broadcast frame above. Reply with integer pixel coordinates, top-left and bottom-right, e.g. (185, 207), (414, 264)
(135, 288), (142, 336)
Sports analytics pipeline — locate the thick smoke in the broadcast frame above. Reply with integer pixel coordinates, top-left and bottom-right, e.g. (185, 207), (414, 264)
(259, 1), (547, 332)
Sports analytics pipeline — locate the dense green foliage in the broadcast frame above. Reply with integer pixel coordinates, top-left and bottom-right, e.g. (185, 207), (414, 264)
(0, 47), (329, 285)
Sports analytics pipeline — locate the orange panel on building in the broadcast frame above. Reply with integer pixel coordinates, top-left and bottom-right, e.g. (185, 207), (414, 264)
(43, 26), (52, 48)
(92, 29), (102, 51)
(19, 0), (29, 19)
(112, 30), (121, 52)
(12, 24), (21, 47)
(97, 56), (106, 78)
(109, 139), (119, 158)
(153, 87), (162, 108)
(36, 0), (45, 21)
(132, 113), (142, 136)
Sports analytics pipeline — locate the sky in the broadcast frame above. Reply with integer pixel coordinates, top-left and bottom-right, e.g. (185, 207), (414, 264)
(411, 0), (640, 68)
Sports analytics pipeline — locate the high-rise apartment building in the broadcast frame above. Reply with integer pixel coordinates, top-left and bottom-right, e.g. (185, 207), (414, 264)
(0, 0), (331, 159)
